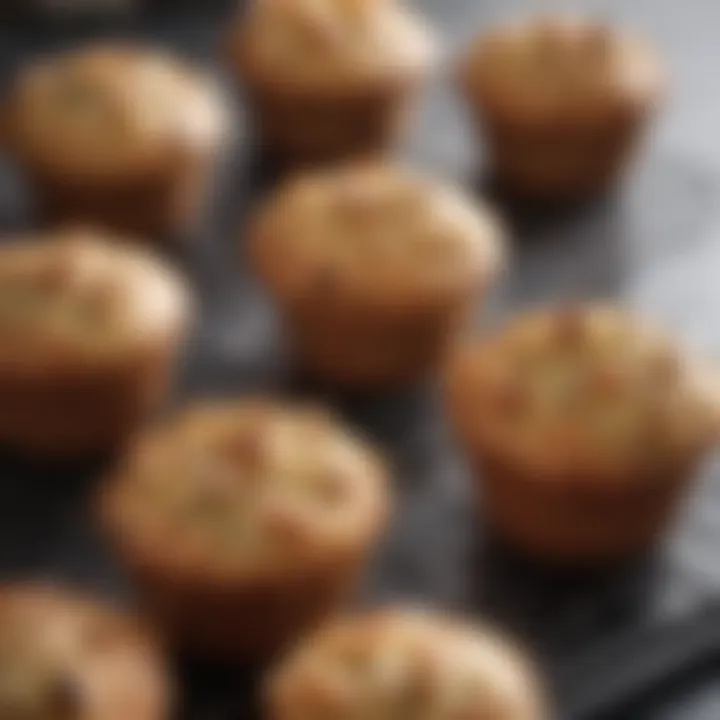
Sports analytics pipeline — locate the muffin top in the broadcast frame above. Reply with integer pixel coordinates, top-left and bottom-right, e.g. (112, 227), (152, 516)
(267, 608), (545, 720)
(447, 305), (720, 480)
(231, 0), (436, 91)
(10, 44), (228, 177)
(101, 399), (389, 579)
(250, 163), (503, 309)
(0, 228), (191, 371)
(462, 16), (664, 121)
(0, 584), (168, 720)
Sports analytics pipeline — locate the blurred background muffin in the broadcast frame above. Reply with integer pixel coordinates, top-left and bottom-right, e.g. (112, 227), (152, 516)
(459, 16), (665, 199)
(266, 607), (546, 720)
(446, 305), (720, 563)
(7, 44), (229, 239)
(249, 162), (503, 389)
(0, 227), (191, 457)
(0, 583), (169, 720)
(99, 398), (389, 660)
(226, 0), (436, 166)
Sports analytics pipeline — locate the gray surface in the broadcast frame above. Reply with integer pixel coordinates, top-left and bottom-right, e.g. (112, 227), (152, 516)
(1, 1), (720, 719)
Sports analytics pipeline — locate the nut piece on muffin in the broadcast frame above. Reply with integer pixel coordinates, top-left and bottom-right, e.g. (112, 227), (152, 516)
(249, 162), (504, 389)
(0, 584), (169, 720)
(446, 305), (720, 563)
(459, 16), (665, 199)
(226, 0), (436, 166)
(8, 44), (229, 238)
(0, 227), (191, 457)
(99, 398), (389, 660)
(266, 608), (546, 720)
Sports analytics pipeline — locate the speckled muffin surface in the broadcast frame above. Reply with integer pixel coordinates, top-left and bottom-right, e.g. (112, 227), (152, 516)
(0, 227), (191, 456)
(0, 584), (169, 720)
(448, 305), (719, 479)
(0, 229), (189, 372)
(250, 163), (503, 387)
(266, 608), (546, 720)
(462, 16), (663, 123)
(10, 44), (226, 179)
(459, 16), (665, 197)
(446, 305), (720, 560)
(232, 0), (435, 93)
(8, 44), (229, 236)
(100, 398), (389, 658)
(227, 0), (436, 163)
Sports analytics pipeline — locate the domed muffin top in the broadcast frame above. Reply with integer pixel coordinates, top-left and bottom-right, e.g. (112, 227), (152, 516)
(447, 305), (720, 479)
(230, 0), (436, 91)
(267, 608), (545, 720)
(101, 398), (389, 579)
(10, 44), (228, 177)
(461, 16), (664, 121)
(251, 163), (503, 308)
(0, 584), (168, 720)
(0, 228), (190, 370)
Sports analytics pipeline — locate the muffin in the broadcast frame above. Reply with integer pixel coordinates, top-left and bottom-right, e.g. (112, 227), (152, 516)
(0, 227), (191, 457)
(266, 608), (546, 720)
(8, 44), (229, 238)
(446, 305), (720, 563)
(0, 583), (169, 720)
(226, 0), (435, 166)
(249, 163), (504, 389)
(99, 398), (389, 660)
(459, 16), (665, 199)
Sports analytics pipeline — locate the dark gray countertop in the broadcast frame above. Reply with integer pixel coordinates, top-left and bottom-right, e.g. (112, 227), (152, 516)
(1, 1), (720, 718)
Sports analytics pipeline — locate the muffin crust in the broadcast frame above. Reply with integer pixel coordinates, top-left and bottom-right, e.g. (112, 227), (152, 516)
(251, 163), (503, 387)
(446, 305), (720, 561)
(267, 608), (546, 720)
(232, 0), (435, 93)
(0, 227), (191, 455)
(227, 0), (436, 164)
(459, 16), (665, 198)
(10, 44), (226, 179)
(462, 16), (663, 124)
(0, 584), (169, 720)
(100, 398), (389, 658)
(9, 44), (229, 237)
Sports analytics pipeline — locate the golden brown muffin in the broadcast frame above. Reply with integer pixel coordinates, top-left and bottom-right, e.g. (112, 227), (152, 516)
(226, 0), (436, 166)
(459, 16), (665, 199)
(0, 583), (170, 720)
(99, 398), (389, 661)
(0, 227), (191, 457)
(8, 44), (229, 238)
(446, 305), (720, 563)
(249, 162), (504, 389)
(266, 608), (547, 720)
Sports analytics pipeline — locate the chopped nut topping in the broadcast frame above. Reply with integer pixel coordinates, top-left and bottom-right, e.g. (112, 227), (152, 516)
(116, 401), (386, 570)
